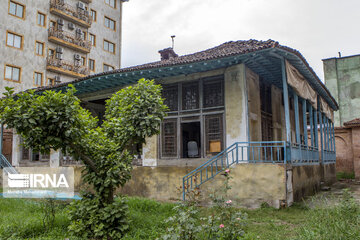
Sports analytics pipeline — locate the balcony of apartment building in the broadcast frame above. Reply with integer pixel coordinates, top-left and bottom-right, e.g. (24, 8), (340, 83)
(48, 27), (91, 53)
(50, 0), (92, 28)
(46, 57), (90, 78)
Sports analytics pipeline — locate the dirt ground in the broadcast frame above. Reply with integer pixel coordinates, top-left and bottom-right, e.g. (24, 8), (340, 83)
(304, 180), (360, 208)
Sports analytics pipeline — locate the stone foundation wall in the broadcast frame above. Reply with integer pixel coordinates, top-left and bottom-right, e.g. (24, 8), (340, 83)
(291, 165), (322, 201)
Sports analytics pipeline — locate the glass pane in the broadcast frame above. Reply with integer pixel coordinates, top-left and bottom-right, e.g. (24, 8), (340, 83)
(9, 2), (16, 15)
(5, 67), (12, 79)
(109, 43), (114, 53)
(12, 67), (20, 81)
(205, 114), (223, 155)
(182, 83), (199, 110)
(162, 85), (178, 111)
(105, 18), (108, 27)
(16, 5), (23, 18)
(203, 80), (223, 108)
(110, 21), (114, 29)
(7, 33), (14, 46)
(14, 35), (21, 48)
(162, 120), (177, 157)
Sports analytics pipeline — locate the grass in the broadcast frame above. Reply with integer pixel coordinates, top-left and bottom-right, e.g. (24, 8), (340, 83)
(336, 171), (355, 180)
(0, 193), (359, 240)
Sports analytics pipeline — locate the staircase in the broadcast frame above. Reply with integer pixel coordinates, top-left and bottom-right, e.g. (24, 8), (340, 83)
(0, 154), (17, 174)
(182, 141), (287, 200)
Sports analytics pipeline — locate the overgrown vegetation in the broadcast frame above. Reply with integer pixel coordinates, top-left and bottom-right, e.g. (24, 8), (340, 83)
(0, 79), (167, 239)
(336, 171), (355, 180)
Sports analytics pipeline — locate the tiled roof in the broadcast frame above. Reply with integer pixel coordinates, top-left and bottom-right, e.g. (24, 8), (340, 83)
(29, 39), (338, 109)
(344, 118), (360, 127)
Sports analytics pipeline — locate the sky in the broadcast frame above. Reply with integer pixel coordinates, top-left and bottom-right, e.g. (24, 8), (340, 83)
(121, 0), (360, 81)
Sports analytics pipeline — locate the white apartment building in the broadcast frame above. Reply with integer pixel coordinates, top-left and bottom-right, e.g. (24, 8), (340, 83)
(0, 0), (127, 95)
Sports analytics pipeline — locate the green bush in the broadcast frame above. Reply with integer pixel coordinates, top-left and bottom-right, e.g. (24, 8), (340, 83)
(336, 172), (355, 180)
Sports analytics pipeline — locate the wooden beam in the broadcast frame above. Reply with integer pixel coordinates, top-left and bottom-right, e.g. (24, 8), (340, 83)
(294, 93), (301, 144)
(302, 99), (308, 147)
(281, 58), (291, 144)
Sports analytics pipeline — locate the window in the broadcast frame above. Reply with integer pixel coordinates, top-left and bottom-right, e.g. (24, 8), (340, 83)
(161, 119), (177, 157)
(103, 64), (114, 71)
(162, 85), (178, 111)
(4, 65), (21, 82)
(203, 80), (224, 108)
(89, 33), (96, 46)
(103, 39), (115, 53)
(48, 48), (55, 58)
(205, 115), (223, 155)
(80, 56), (86, 66)
(47, 78), (55, 86)
(37, 12), (46, 27)
(49, 20), (56, 29)
(182, 83), (199, 110)
(90, 9), (96, 22)
(6, 31), (23, 49)
(89, 59), (95, 71)
(105, 0), (116, 8)
(34, 72), (43, 86)
(35, 41), (44, 56)
(104, 16), (115, 30)
(9, 0), (25, 19)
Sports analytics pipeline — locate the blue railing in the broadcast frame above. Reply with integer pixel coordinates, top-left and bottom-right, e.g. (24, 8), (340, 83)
(322, 149), (336, 164)
(290, 143), (319, 165)
(182, 141), (287, 200)
(0, 154), (17, 174)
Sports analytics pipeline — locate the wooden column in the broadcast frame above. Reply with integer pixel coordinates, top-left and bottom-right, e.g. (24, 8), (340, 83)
(309, 105), (314, 147)
(302, 99), (308, 146)
(293, 93), (301, 144)
(281, 58), (291, 144)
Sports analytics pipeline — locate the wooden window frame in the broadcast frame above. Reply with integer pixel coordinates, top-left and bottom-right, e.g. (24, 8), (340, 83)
(103, 63), (115, 71)
(90, 9), (97, 22)
(4, 64), (22, 83)
(37, 11), (47, 27)
(103, 39), (116, 54)
(89, 33), (96, 47)
(80, 56), (86, 66)
(47, 77), (55, 86)
(49, 20), (57, 29)
(89, 58), (95, 72)
(48, 48), (55, 58)
(33, 71), (43, 87)
(104, 16), (116, 31)
(35, 41), (45, 57)
(104, 0), (116, 9)
(8, 0), (25, 20)
(6, 30), (24, 50)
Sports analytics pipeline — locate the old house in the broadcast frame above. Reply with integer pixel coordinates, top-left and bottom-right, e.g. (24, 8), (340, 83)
(2, 40), (338, 207)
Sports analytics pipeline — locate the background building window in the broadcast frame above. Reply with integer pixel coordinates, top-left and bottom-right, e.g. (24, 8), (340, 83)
(105, 0), (116, 8)
(34, 72), (43, 86)
(5, 65), (21, 82)
(80, 56), (86, 66)
(103, 40), (115, 53)
(6, 32), (22, 49)
(89, 33), (96, 46)
(35, 41), (44, 56)
(104, 16), (115, 30)
(90, 9), (96, 21)
(47, 78), (55, 86)
(9, 1), (25, 19)
(37, 12), (46, 27)
(89, 59), (95, 71)
(103, 64), (114, 71)
(48, 48), (55, 58)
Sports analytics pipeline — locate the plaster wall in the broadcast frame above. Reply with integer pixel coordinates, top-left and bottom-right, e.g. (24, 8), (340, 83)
(324, 56), (360, 126)
(291, 165), (321, 201)
(352, 127), (360, 180)
(334, 128), (354, 174)
(0, 0), (123, 95)
(120, 164), (286, 208)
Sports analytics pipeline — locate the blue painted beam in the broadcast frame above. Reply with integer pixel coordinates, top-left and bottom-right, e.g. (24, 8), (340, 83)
(293, 93), (301, 144)
(302, 99), (308, 146)
(281, 58), (291, 144)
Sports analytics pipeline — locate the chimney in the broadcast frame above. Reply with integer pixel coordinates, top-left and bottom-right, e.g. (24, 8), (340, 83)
(158, 47), (178, 61)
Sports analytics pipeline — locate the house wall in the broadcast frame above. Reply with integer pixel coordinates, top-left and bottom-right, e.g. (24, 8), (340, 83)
(352, 127), (360, 180)
(334, 127), (354, 174)
(119, 164), (286, 208)
(142, 64), (249, 166)
(323, 56), (360, 127)
(291, 165), (321, 201)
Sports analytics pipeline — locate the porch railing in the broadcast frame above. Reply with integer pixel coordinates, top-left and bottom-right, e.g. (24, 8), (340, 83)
(182, 141), (287, 200)
(290, 143), (319, 165)
(322, 149), (336, 164)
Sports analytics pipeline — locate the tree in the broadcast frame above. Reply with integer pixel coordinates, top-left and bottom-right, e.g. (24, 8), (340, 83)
(0, 79), (167, 239)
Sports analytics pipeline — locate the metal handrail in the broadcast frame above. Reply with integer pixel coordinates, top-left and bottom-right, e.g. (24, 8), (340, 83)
(50, 0), (92, 25)
(182, 141), (287, 200)
(47, 57), (90, 76)
(0, 154), (17, 174)
(48, 27), (91, 50)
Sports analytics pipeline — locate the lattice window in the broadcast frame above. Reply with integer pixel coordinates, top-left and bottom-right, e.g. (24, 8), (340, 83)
(203, 80), (223, 108)
(182, 83), (199, 110)
(162, 85), (178, 111)
(162, 119), (177, 157)
(205, 115), (223, 155)
(22, 147), (30, 160)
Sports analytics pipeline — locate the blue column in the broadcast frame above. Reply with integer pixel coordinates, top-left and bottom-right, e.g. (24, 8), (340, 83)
(309, 105), (314, 147)
(294, 93), (301, 144)
(332, 122), (336, 152)
(331, 122), (335, 152)
(302, 99), (308, 146)
(281, 58), (291, 144)
(325, 117), (329, 151)
(319, 111), (324, 162)
(314, 108), (318, 148)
